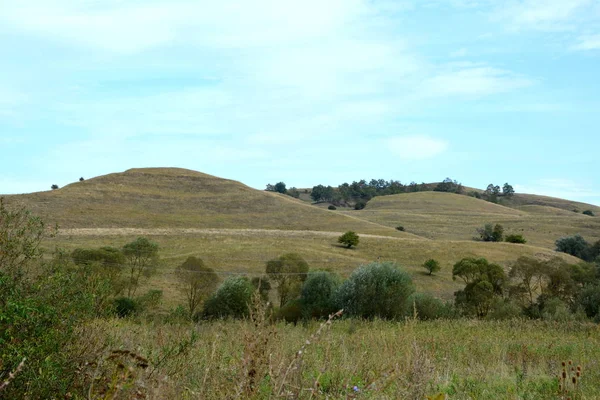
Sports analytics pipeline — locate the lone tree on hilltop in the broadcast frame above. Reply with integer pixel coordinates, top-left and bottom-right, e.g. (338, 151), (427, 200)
(51, 184), (59, 190)
(338, 231), (359, 248)
(423, 259), (441, 276)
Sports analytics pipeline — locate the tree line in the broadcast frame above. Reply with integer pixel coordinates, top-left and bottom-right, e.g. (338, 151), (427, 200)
(266, 178), (516, 209)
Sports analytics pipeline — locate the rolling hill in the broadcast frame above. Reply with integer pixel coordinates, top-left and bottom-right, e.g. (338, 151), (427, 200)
(2, 167), (592, 304)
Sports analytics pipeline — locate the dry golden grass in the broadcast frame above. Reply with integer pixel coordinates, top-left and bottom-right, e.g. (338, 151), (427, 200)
(3, 168), (407, 237)
(344, 191), (600, 249)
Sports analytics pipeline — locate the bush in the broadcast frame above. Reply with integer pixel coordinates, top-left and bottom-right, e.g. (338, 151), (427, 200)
(338, 231), (359, 248)
(300, 271), (341, 319)
(583, 210), (595, 216)
(328, 205), (337, 210)
(114, 297), (138, 318)
(477, 223), (504, 242)
(505, 234), (527, 244)
(486, 300), (523, 320)
(407, 293), (449, 320)
(395, 225), (405, 231)
(422, 259), (441, 275)
(50, 184), (59, 190)
(354, 201), (366, 210)
(576, 285), (600, 319)
(335, 262), (415, 319)
(201, 276), (255, 319)
(276, 299), (303, 324)
(555, 235), (589, 259)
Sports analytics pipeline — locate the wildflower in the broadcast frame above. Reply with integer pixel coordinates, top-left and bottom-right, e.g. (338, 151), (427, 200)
(353, 386), (360, 392)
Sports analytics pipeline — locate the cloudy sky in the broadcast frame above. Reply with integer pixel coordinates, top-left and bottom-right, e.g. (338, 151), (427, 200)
(1, 0), (599, 204)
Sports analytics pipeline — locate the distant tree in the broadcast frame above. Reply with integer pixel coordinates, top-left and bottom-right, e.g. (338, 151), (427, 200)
(202, 276), (255, 319)
(338, 231), (359, 248)
(485, 184), (501, 203)
(122, 237), (159, 297)
(396, 225), (405, 231)
(508, 257), (545, 306)
(311, 184), (335, 203)
(422, 259), (441, 276)
(555, 235), (589, 260)
(79, 177), (84, 182)
(502, 183), (515, 198)
(265, 253), (309, 307)
(250, 276), (272, 302)
(286, 187), (300, 198)
(334, 261), (415, 319)
(328, 205), (337, 210)
(300, 271), (341, 319)
(453, 257), (506, 317)
(583, 210), (595, 216)
(354, 200), (366, 210)
(434, 178), (463, 194)
(505, 234), (527, 244)
(176, 256), (219, 318)
(477, 223), (504, 242)
(51, 184), (59, 190)
(265, 182), (287, 193)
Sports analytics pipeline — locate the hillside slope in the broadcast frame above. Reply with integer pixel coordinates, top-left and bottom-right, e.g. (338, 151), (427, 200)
(3, 168), (413, 237)
(342, 191), (600, 249)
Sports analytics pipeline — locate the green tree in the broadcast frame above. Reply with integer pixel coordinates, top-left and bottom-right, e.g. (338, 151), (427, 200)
(176, 256), (219, 318)
(502, 183), (515, 198)
(453, 257), (506, 317)
(555, 234), (589, 260)
(422, 259), (441, 276)
(300, 271), (341, 319)
(582, 210), (595, 216)
(265, 253), (309, 307)
(338, 231), (359, 248)
(335, 261), (415, 319)
(122, 237), (159, 297)
(202, 276), (255, 319)
(508, 257), (546, 306)
(51, 184), (59, 190)
(477, 223), (504, 242)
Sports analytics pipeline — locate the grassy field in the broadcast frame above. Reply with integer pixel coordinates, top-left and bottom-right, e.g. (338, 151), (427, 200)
(71, 316), (600, 399)
(2, 167), (594, 307)
(47, 228), (580, 308)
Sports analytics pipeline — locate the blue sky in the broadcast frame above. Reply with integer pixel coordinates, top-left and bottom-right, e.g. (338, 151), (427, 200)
(1, 0), (599, 205)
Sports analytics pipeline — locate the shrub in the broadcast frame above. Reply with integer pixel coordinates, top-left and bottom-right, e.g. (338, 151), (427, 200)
(555, 235), (589, 259)
(201, 276), (255, 319)
(486, 299), (523, 320)
(335, 262), (415, 319)
(300, 271), (341, 319)
(396, 225), (405, 231)
(477, 223), (504, 242)
(328, 205), (337, 210)
(576, 285), (600, 319)
(407, 293), (449, 320)
(50, 184), (59, 190)
(79, 177), (84, 181)
(583, 210), (595, 216)
(354, 201), (366, 210)
(114, 297), (138, 318)
(338, 231), (359, 248)
(276, 299), (303, 324)
(505, 234), (527, 244)
(422, 259), (441, 275)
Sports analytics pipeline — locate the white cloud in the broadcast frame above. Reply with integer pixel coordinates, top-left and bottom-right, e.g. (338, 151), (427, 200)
(573, 34), (600, 50)
(385, 135), (448, 160)
(494, 0), (592, 31)
(421, 65), (533, 98)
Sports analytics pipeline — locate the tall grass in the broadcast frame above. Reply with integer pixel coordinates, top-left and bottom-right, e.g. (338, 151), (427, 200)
(69, 316), (600, 399)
